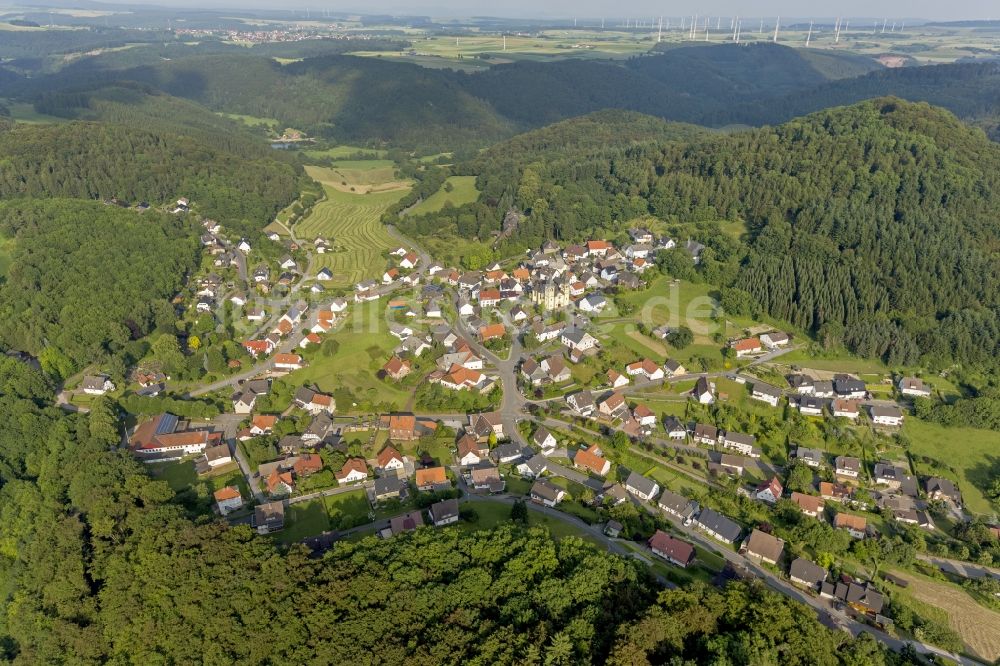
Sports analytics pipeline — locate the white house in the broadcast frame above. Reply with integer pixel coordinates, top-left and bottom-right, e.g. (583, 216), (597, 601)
(721, 431), (757, 457)
(898, 377), (931, 398)
(626, 359), (664, 382)
(214, 486), (243, 515)
(237, 239), (251, 254)
(692, 377), (714, 404)
(870, 404), (904, 427)
(625, 472), (660, 502)
(81, 375), (115, 396)
(561, 328), (598, 352)
(316, 268), (333, 281)
(760, 331), (790, 350)
(751, 382), (781, 408)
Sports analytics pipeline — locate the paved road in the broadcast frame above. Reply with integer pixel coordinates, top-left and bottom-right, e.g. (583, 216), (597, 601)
(214, 413), (265, 502)
(645, 502), (978, 665)
(918, 554), (1000, 581)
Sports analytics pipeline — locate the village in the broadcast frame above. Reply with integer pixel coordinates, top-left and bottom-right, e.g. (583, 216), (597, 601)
(59, 207), (998, 658)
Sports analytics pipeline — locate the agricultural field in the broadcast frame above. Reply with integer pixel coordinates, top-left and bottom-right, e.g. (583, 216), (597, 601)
(3, 100), (69, 124)
(409, 175), (479, 215)
(295, 165), (411, 287)
(889, 569), (1000, 662)
(302, 145), (388, 161)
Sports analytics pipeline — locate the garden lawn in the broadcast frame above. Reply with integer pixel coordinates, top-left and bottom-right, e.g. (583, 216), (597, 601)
(275, 500), (332, 544)
(904, 418), (999, 515)
(286, 298), (411, 412)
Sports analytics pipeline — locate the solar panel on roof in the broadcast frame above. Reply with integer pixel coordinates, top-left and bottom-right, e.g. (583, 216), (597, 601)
(155, 413), (178, 436)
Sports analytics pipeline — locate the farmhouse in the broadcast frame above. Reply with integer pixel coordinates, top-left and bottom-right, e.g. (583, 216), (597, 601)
(730, 337), (762, 358)
(760, 331), (790, 349)
(626, 358), (664, 381)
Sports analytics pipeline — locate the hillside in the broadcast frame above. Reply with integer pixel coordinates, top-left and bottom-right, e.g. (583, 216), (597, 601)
(761, 61), (1000, 137)
(0, 199), (199, 370)
(460, 98), (1000, 368)
(0, 119), (300, 237)
(30, 54), (516, 152)
(8, 44), (1000, 151)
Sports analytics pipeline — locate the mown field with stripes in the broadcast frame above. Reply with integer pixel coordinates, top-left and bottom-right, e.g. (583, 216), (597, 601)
(296, 166), (411, 287)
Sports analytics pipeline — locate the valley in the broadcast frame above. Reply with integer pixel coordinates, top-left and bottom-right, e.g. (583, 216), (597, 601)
(1, 6), (1000, 666)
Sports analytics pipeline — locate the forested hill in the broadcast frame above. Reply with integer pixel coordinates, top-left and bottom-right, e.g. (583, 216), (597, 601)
(763, 61), (1000, 139)
(465, 98), (1000, 368)
(0, 120), (300, 236)
(6, 44), (1000, 151)
(0, 359), (912, 664)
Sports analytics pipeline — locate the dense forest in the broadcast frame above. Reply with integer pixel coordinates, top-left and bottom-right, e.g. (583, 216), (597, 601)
(5, 42), (1000, 151)
(0, 358), (914, 664)
(0, 200), (198, 373)
(0, 119), (300, 237)
(456, 99), (1000, 368)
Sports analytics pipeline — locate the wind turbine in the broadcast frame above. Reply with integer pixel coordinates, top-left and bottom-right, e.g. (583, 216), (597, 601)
(773, 16), (780, 42)
(805, 21), (813, 46)
(657, 16), (663, 42)
(835, 17), (842, 43)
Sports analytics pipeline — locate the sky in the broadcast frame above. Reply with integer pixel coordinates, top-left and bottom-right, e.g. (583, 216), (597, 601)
(73, 0), (1000, 22)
